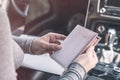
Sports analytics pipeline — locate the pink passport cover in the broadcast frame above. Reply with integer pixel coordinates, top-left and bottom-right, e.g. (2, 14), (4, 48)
(51, 25), (101, 69)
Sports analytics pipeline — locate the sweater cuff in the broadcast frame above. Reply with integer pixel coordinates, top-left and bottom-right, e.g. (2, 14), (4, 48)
(13, 35), (36, 54)
(68, 62), (87, 80)
(23, 38), (34, 54)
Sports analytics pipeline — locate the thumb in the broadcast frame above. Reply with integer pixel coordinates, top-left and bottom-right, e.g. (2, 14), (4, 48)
(93, 51), (98, 63)
(86, 46), (94, 54)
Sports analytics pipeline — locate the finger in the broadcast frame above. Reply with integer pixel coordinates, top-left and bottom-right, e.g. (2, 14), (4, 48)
(45, 42), (62, 51)
(93, 51), (98, 63)
(49, 33), (66, 40)
(48, 51), (54, 55)
(51, 40), (61, 45)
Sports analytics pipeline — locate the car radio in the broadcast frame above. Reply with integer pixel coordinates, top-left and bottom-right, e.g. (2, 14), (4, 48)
(99, 0), (120, 17)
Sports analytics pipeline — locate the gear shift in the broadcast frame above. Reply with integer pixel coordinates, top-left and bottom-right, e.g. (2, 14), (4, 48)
(105, 28), (116, 48)
(98, 28), (117, 77)
(100, 28), (116, 64)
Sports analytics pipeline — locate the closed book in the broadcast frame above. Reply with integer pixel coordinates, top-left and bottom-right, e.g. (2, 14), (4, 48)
(51, 25), (101, 69)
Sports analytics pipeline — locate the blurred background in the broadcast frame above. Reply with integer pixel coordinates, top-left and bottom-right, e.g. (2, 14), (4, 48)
(1, 0), (120, 80)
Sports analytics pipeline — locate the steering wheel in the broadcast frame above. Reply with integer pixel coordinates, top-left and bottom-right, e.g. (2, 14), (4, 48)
(11, 0), (29, 17)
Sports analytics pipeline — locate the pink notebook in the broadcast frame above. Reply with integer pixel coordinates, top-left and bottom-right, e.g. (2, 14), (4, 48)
(51, 25), (101, 69)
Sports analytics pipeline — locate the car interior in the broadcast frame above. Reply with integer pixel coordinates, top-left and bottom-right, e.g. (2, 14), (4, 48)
(1, 0), (120, 80)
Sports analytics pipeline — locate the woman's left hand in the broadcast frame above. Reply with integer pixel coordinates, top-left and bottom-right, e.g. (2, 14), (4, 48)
(31, 32), (66, 55)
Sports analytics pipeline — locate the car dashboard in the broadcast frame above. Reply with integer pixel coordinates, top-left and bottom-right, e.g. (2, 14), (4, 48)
(85, 0), (120, 80)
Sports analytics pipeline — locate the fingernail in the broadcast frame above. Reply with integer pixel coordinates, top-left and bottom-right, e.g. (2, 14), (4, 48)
(57, 46), (62, 50)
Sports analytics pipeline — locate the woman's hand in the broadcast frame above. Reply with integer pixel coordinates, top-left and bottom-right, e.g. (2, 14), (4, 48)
(74, 47), (98, 73)
(31, 32), (66, 55)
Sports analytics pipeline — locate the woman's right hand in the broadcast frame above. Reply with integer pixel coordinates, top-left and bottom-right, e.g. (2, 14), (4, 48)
(74, 47), (98, 73)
